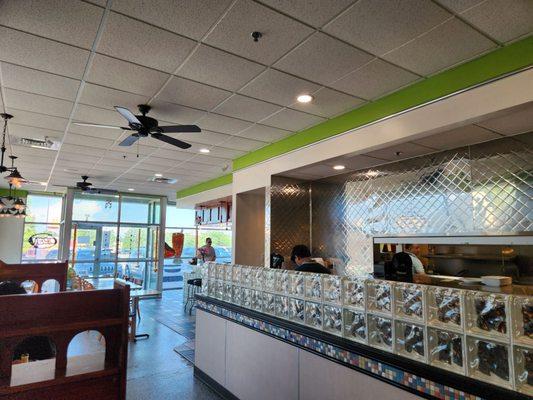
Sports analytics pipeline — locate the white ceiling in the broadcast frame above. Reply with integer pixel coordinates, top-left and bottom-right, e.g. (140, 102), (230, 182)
(0, 0), (531, 200)
(280, 102), (533, 181)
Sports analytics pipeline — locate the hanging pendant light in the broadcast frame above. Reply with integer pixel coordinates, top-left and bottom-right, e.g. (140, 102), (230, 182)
(5, 168), (27, 188)
(13, 197), (26, 211)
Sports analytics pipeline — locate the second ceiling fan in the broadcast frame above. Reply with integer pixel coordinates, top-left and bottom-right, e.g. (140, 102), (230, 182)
(74, 104), (201, 149)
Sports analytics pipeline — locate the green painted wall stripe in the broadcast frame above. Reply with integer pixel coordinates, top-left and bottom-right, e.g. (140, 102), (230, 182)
(233, 37), (533, 170)
(177, 37), (532, 198)
(176, 174), (232, 199)
(0, 188), (28, 197)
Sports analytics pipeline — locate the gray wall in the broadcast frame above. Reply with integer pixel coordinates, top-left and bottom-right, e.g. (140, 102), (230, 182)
(0, 217), (24, 263)
(235, 188), (266, 266)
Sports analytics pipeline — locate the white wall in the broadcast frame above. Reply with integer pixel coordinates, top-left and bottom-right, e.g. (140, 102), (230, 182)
(0, 216), (24, 263)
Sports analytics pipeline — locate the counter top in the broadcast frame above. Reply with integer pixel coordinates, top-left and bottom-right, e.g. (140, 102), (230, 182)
(413, 274), (532, 295)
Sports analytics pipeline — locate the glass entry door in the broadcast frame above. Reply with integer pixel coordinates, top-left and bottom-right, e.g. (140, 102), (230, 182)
(71, 223), (117, 278)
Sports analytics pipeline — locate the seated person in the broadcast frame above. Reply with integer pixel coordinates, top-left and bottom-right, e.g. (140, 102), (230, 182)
(0, 281), (56, 363)
(290, 245), (331, 274)
(404, 244), (426, 275)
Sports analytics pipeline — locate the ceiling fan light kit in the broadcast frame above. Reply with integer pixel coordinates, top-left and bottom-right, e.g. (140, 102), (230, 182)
(74, 104), (201, 149)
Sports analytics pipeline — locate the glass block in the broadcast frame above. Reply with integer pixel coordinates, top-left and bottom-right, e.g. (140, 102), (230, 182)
(242, 287), (252, 308)
(428, 327), (464, 374)
(215, 280), (224, 300)
(264, 269), (276, 292)
(251, 289), (262, 312)
(511, 295), (533, 347)
(465, 292), (509, 340)
(207, 279), (216, 297)
(342, 278), (366, 310)
(343, 309), (367, 344)
(275, 295), (289, 319)
(201, 277), (209, 295)
(289, 271), (305, 297)
(208, 262), (217, 280)
(427, 286), (464, 332)
(514, 345), (533, 396)
(289, 297), (305, 324)
(466, 336), (512, 389)
(305, 274), (323, 301)
(215, 264), (225, 280)
(367, 280), (392, 316)
(395, 320), (426, 362)
(223, 282), (232, 302)
(323, 304), (343, 336)
(305, 301), (323, 329)
(323, 275), (342, 304)
(232, 265), (242, 283)
(251, 267), (265, 290)
(263, 292), (276, 315)
(394, 283), (425, 322)
(232, 285), (242, 305)
(241, 265), (252, 287)
(224, 264), (233, 281)
(368, 314), (393, 352)
(275, 269), (290, 294)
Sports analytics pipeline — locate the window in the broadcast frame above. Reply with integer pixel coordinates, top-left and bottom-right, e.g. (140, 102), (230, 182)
(22, 194), (63, 262)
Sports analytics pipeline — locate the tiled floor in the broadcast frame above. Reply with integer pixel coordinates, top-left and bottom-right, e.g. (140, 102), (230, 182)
(126, 290), (220, 400)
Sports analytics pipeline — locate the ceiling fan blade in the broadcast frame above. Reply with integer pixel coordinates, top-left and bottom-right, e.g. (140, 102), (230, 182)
(118, 134), (141, 146)
(159, 125), (201, 133)
(152, 133), (191, 149)
(115, 106), (142, 127)
(73, 122), (127, 130)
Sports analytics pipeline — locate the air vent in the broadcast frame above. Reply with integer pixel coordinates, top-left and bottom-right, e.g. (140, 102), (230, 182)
(150, 176), (177, 184)
(14, 137), (60, 150)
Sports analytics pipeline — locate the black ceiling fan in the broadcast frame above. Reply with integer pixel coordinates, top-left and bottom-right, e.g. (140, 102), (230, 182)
(73, 104), (201, 149)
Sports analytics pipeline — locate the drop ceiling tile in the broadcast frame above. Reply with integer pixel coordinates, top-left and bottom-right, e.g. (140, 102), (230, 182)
(8, 124), (63, 140)
(363, 142), (436, 161)
(174, 161), (226, 174)
(237, 124), (293, 142)
(6, 109), (68, 132)
(383, 18), (496, 76)
(455, 0), (533, 43)
(0, 26), (90, 79)
(204, 0), (314, 64)
(64, 133), (115, 149)
(58, 152), (101, 164)
(213, 95), (282, 122)
(290, 87), (365, 118)
(148, 100), (207, 125)
(109, 140), (158, 155)
(184, 143), (244, 159)
(79, 83), (150, 111)
(275, 32), (374, 85)
(260, 0), (356, 27)
(87, 54), (170, 96)
(240, 69), (321, 107)
(157, 76), (232, 110)
(142, 155), (190, 167)
(196, 113), (254, 135)
(4, 88), (73, 118)
(436, 0), (484, 13)
(68, 124), (124, 141)
(112, 0), (233, 41)
(190, 153), (232, 167)
(329, 59), (420, 100)
(172, 130), (230, 147)
(0, 0), (103, 49)
(414, 124), (502, 150)
(73, 103), (127, 126)
(1, 63), (80, 101)
(177, 45), (265, 91)
(323, 154), (386, 170)
(98, 12), (197, 73)
(323, 0), (451, 55)
(477, 103), (533, 136)
(218, 135), (267, 152)
(11, 145), (57, 158)
(261, 109), (325, 131)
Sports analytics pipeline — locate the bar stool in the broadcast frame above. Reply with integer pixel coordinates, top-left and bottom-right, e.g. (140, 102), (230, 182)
(184, 278), (202, 315)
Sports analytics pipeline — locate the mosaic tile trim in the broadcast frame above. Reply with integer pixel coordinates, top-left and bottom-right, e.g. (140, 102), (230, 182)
(197, 299), (482, 400)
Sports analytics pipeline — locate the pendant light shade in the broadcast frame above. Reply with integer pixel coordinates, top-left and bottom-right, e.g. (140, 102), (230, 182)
(4, 168), (27, 188)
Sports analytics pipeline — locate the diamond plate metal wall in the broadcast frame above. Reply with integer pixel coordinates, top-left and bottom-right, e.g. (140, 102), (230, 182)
(310, 137), (532, 276)
(269, 176), (311, 265)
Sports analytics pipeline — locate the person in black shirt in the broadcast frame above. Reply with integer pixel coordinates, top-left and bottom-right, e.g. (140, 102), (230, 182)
(0, 281), (56, 363)
(290, 245), (331, 274)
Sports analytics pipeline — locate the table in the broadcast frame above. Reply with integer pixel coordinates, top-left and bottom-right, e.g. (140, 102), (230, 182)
(86, 277), (142, 291)
(130, 289), (161, 341)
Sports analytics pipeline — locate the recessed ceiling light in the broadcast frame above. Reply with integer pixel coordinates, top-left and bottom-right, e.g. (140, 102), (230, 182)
(365, 170), (380, 178)
(39, 182), (47, 186)
(333, 165), (346, 170)
(127, 188), (135, 191)
(297, 94), (313, 103)
(154, 173), (163, 177)
(199, 148), (210, 153)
